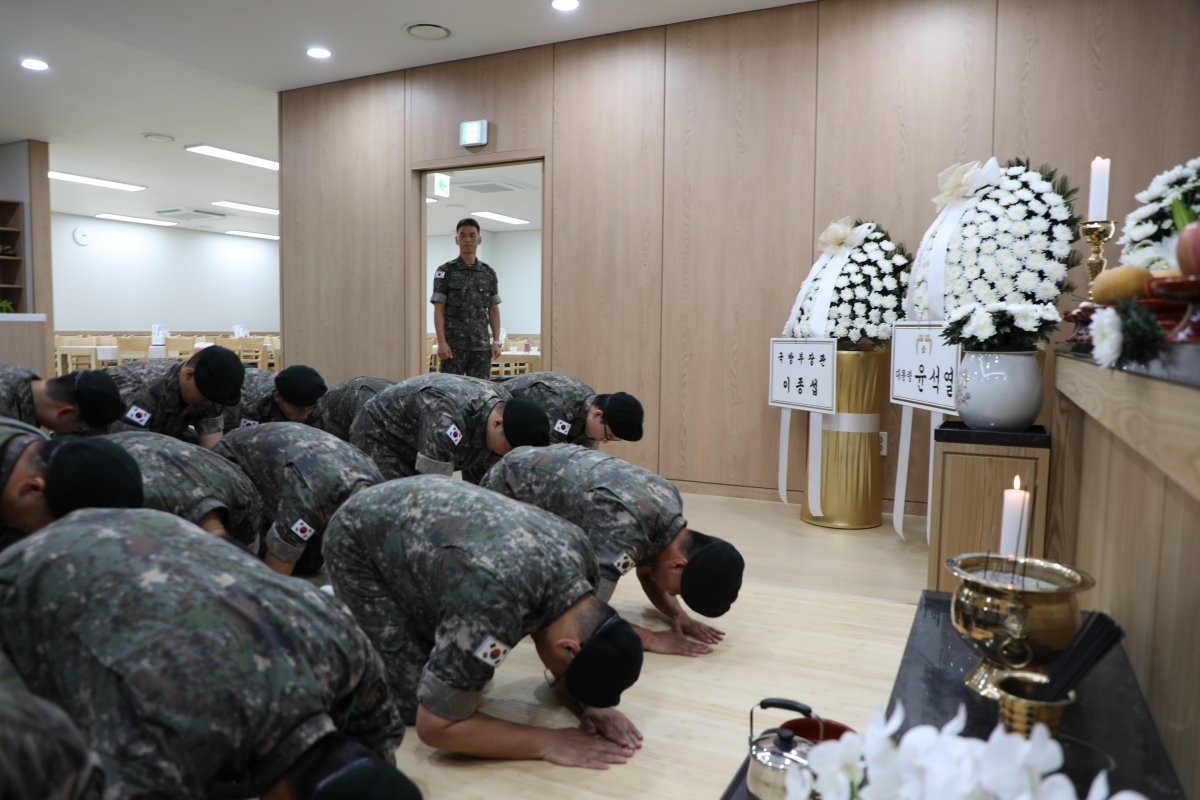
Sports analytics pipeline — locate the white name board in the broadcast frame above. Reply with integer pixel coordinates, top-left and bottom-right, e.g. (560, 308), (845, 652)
(889, 322), (960, 413)
(769, 338), (837, 414)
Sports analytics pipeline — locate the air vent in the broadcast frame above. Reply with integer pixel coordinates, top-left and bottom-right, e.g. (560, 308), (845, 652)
(455, 179), (527, 194)
(155, 207), (228, 221)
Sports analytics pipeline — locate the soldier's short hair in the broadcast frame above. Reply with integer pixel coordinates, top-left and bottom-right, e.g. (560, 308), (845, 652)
(455, 217), (480, 234)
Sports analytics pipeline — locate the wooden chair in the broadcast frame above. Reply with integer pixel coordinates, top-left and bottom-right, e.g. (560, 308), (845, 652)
(164, 336), (195, 362)
(235, 337), (267, 368)
(428, 353), (440, 373)
(57, 346), (97, 376)
(116, 336), (152, 364)
(264, 336), (281, 371)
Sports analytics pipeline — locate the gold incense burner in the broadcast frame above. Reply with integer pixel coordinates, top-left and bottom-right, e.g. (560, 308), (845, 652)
(945, 553), (1095, 699)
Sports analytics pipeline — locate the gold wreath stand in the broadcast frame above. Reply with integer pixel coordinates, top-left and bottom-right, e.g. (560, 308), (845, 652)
(801, 350), (888, 529)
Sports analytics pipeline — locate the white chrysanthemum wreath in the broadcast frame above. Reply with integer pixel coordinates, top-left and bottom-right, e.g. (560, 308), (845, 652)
(783, 218), (911, 349)
(1118, 155), (1200, 273)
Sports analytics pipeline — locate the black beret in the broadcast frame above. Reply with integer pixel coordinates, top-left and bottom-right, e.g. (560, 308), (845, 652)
(310, 764), (423, 800)
(0, 418), (47, 491)
(600, 392), (644, 442)
(680, 535), (745, 618)
(44, 438), (144, 519)
(563, 614), (643, 709)
(274, 365), (328, 406)
(502, 398), (550, 448)
(193, 346), (245, 406)
(72, 370), (126, 427)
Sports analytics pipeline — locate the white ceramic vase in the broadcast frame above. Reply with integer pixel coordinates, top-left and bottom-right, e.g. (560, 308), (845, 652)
(956, 351), (1043, 432)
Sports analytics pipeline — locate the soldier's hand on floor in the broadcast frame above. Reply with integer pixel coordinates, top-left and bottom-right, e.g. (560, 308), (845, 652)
(674, 612), (726, 645)
(579, 707), (643, 750)
(542, 728), (636, 769)
(645, 629), (713, 657)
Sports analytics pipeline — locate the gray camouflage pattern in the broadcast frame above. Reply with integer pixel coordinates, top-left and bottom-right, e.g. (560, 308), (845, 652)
(104, 360), (224, 437)
(429, 257), (500, 351)
(214, 422), (382, 571)
(481, 443), (686, 602)
(0, 649), (98, 800)
(0, 364), (38, 427)
(502, 372), (597, 446)
(222, 368), (288, 432)
(438, 348), (493, 380)
(349, 374), (510, 481)
(323, 476), (596, 723)
(104, 430), (265, 550)
(308, 377), (395, 442)
(0, 508), (405, 799)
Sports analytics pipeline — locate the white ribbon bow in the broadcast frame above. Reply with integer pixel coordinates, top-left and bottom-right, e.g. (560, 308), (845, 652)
(932, 161), (983, 212)
(817, 216), (873, 255)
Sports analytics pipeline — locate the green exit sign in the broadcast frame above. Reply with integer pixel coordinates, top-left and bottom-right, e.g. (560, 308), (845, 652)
(459, 119), (488, 147)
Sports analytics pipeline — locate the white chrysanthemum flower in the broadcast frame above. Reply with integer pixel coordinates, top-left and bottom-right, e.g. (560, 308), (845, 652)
(1011, 220), (1031, 237)
(1001, 178), (1022, 191)
(851, 250), (868, 263)
(1006, 204), (1027, 221)
(1012, 305), (1041, 332)
(977, 220), (998, 238)
(962, 250), (979, 267)
(1035, 280), (1060, 301)
(882, 295), (898, 309)
(1029, 216), (1051, 233)
(1049, 204), (1070, 221)
(1050, 240), (1073, 259)
(1091, 307), (1122, 367)
(981, 263), (1002, 282)
(1046, 192), (1066, 206)
(981, 239), (999, 255)
(997, 231), (1015, 247)
(1016, 271), (1041, 292)
(880, 240), (896, 252)
(1127, 221), (1158, 242)
(882, 275), (898, 291)
(850, 271), (865, 284)
(869, 308), (882, 323)
(961, 224), (979, 239)
(841, 287), (854, 301)
(863, 241), (881, 254)
(965, 307), (997, 341)
(883, 309), (899, 323)
(1011, 239), (1032, 259)
(892, 254), (908, 266)
(853, 286), (868, 300)
(1028, 233), (1050, 252)
(1007, 165), (1026, 176)
(1004, 292), (1025, 305)
(1052, 224), (1074, 242)
(1031, 179), (1054, 194)
(1043, 261), (1068, 282)
(1027, 200), (1047, 217)
(1015, 188), (1035, 202)
(832, 323), (849, 339)
(835, 275), (850, 288)
(994, 277), (1015, 296)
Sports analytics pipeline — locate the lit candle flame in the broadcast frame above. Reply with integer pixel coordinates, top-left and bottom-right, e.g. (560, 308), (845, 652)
(1013, 475), (1021, 491)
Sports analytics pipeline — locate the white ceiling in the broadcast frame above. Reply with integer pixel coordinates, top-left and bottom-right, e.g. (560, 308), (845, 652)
(0, 0), (799, 238)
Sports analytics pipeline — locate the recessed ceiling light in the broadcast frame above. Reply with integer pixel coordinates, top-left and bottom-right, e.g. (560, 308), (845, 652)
(406, 23), (452, 40)
(551, 0), (580, 10)
(306, 47), (332, 59)
(471, 211), (530, 225)
(212, 200), (280, 216)
(185, 145), (279, 171)
(142, 132), (175, 143)
(96, 213), (176, 227)
(49, 171), (146, 192)
(226, 230), (280, 241)
(20, 58), (49, 71)
(425, 197), (437, 204)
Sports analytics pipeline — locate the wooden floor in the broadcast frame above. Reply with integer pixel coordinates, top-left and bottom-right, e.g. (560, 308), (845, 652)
(393, 493), (930, 798)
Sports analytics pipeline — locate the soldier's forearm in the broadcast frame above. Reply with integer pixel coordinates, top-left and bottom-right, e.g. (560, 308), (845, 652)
(416, 705), (558, 761)
(637, 568), (683, 621)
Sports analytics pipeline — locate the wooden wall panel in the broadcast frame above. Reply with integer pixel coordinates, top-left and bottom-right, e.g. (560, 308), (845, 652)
(551, 29), (665, 470)
(28, 140), (53, 374)
(660, 5), (818, 489)
(279, 73), (407, 383)
(407, 46), (553, 165)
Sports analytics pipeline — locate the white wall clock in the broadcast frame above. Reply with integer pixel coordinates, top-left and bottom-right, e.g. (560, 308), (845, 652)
(72, 226), (91, 246)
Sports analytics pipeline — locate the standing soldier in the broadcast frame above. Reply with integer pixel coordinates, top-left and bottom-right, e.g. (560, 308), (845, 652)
(214, 422), (382, 576)
(348, 373), (549, 482)
(323, 477), (644, 768)
(222, 364), (328, 432)
(431, 217), (501, 379)
(106, 345), (245, 448)
(481, 444), (745, 657)
(0, 507), (411, 798)
(308, 376), (395, 442)
(502, 372), (645, 447)
(0, 364), (125, 434)
(105, 430), (264, 550)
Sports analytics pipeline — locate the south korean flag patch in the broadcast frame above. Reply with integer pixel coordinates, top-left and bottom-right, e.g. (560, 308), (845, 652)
(239, 418), (260, 428)
(472, 634), (511, 668)
(553, 419), (572, 436)
(613, 552), (636, 575)
(290, 518), (316, 541)
(435, 270), (446, 279)
(445, 424), (463, 446)
(124, 405), (151, 427)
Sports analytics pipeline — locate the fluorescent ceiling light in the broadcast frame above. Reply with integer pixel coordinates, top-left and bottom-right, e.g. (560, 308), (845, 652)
(226, 230), (280, 241)
(307, 47), (332, 59)
(96, 213), (176, 227)
(21, 58), (49, 71)
(212, 200), (280, 216)
(185, 145), (279, 171)
(425, 197), (437, 204)
(551, 0), (580, 10)
(49, 171), (145, 192)
(471, 211), (530, 225)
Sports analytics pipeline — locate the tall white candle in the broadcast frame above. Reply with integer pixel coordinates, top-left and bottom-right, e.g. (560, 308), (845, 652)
(999, 475), (1030, 557)
(1088, 157), (1111, 221)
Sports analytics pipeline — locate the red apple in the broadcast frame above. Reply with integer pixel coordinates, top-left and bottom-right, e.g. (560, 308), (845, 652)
(1179, 220), (1200, 276)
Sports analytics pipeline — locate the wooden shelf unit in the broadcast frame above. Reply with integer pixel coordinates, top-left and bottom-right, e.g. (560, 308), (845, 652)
(0, 201), (25, 312)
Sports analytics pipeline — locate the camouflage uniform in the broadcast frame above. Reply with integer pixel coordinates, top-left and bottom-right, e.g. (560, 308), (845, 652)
(502, 372), (598, 446)
(431, 256), (500, 379)
(105, 430), (265, 551)
(481, 444), (686, 603)
(308, 376), (395, 442)
(0, 508), (405, 799)
(0, 363), (38, 427)
(222, 368), (288, 432)
(214, 422), (382, 573)
(105, 360), (224, 439)
(0, 649), (100, 800)
(349, 374), (510, 481)
(323, 476), (596, 723)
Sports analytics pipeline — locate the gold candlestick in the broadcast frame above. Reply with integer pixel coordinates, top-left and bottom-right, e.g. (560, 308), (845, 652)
(1079, 220), (1116, 301)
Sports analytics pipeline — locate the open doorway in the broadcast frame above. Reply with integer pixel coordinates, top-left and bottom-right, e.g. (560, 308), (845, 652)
(422, 162), (543, 376)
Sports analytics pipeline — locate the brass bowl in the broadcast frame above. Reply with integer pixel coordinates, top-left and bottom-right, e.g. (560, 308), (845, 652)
(946, 553), (1095, 698)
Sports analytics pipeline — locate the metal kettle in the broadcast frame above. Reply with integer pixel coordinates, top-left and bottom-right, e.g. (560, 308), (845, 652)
(746, 698), (819, 800)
